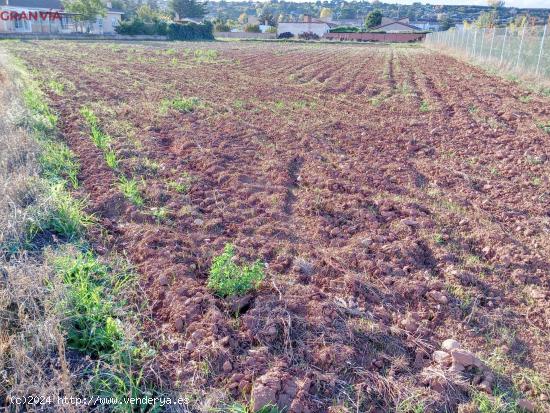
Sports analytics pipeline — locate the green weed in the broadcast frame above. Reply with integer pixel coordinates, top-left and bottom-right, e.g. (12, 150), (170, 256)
(166, 172), (193, 194)
(396, 81), (413, 96)
(39, 140), (79, 188)
(208, 243), (264, 297)
(118, 176), (144, 207)
(161, 96), (201, 114)
(90, 127), (111, 150)
(273, 100), (285, 110)
(22, 88), (57, 133)
(48, 79), (65, 95)
(105, 149), (119, 169)
(53, 252), (122, 355)
(80, 106), (99, 127)
(149, 206), (170, 223)
(233, 99), (245, 109)
(433, 233), (445, 244)
(193, 49), (218, 62)
(537, 121), (550, 134)
(420, 100), (431, 112)
(369, 95), (385, 107)
(26, 183), (91, 242)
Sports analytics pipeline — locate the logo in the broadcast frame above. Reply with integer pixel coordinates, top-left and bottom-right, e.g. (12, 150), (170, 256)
(0, 10), (62, 21)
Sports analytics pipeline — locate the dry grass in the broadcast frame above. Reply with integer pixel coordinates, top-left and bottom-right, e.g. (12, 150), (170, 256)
(0, 51), (75, 411)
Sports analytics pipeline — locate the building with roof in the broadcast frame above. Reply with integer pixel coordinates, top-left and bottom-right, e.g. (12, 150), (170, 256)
(371, 17), (422, 33)
(0, 0), (123, 34)
(277, 15), (336, 37)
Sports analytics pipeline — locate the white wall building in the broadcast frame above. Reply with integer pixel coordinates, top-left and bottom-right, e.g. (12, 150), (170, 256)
(277, 16), (335, 37)
(0, 0), (123, 34)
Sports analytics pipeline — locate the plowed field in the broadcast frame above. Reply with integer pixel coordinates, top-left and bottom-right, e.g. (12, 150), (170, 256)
(7, 41), (549, 412)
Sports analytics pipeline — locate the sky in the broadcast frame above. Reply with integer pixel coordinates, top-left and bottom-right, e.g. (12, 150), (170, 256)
(375, 0), (550, 8)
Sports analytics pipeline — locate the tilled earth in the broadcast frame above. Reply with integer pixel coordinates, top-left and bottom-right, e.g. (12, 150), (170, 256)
(7, 41), (550, 412)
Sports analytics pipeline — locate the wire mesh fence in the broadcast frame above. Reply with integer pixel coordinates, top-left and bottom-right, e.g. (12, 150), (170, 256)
(425, 25), (549, 81)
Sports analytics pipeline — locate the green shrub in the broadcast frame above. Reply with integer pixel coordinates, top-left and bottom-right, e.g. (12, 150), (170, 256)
(115, 17), (168, 36)
(244, 24), (261, 33)
(298, 31), (320, 40)
(214, 22), (231, 32)
(208, 244), (264, 297)
(167, 21), (214, 41)
(330, 26), (360, 33)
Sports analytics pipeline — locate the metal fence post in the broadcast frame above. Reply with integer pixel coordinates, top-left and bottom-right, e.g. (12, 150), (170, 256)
(489, 28), (496, 60)
(536, 25), (547, 76)
(480, 28), (486, 59)
(516, 25), (526, 70)
(500, 27), (508, 66)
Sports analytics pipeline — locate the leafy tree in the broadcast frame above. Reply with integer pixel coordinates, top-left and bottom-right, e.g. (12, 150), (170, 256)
(320, 7), (332, 20)
(258, 9), (276, 26)
(214, 21), (230, 32)
(63, 0), (106, 32)
(338, 7), (356, 20)
(244, 23), (261, 33)
(136, 4), (159, 22)
(487, 0), (505, 8)
(238, 12), (248, 24)
(475, 11), (496, 28)
(487, 0), (504, 21)
(365, 9), (382, 29)
(439, 16), (453, 31)
(170, 0), (207, 19)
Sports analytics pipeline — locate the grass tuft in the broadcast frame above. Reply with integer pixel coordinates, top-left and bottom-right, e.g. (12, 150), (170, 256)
(160, 96), (201, 114)
(208, 243), (264, 297)
(39, 140), (79, 188)
(118, 175), (144, 207)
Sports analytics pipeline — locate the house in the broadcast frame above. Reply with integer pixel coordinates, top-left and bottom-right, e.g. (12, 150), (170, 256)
(381, 17), (410, 26)
(174, 16), (203, 25)
(411, 20), (441, 31)
(246, 15), (259, 26)
(331, 17), (364, 27)
(0, 0), (123, 34)
(277, 15), (336, 37)
(370, 17), (422, 33)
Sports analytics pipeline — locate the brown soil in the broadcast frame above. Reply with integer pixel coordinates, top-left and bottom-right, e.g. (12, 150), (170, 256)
(7, 41), (549, 412)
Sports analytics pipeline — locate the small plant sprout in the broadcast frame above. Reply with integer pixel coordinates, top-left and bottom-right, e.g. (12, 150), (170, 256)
(166, 172), (193, 193)
(149, 206), (170, 223)
(104, 149), (119, 169)
(161, 97), (201, 114)
(420, 100), (430, 112)
(208, 244), (265, 297)
(118, 176), (144, 207)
